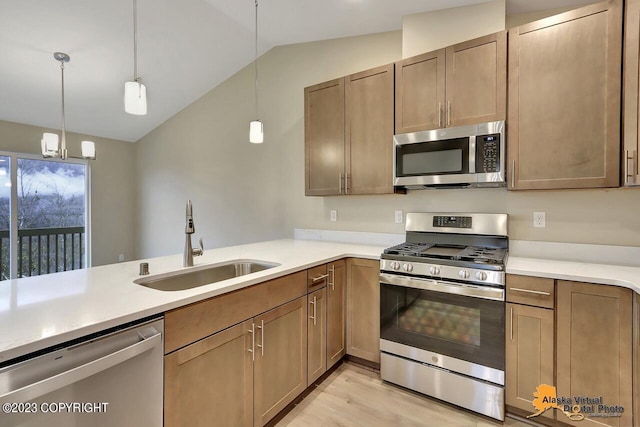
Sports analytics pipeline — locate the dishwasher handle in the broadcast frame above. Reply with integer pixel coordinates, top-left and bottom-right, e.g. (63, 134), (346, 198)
(0, 330), (161, 404)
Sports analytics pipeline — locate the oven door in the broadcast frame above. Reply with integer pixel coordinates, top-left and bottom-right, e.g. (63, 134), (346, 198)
(380, 273), (504, 372)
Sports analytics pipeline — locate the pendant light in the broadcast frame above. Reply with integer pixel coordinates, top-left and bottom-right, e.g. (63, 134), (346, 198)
(41, 52), (96, 160)
(249, 0), (263, 143)
(124, 0), (147, 115)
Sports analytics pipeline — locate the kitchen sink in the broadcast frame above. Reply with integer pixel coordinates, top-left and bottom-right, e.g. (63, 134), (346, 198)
(134, 259), (280, 291)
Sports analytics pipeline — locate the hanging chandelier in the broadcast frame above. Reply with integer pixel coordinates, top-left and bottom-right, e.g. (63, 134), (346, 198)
(41, 52), (96, 160)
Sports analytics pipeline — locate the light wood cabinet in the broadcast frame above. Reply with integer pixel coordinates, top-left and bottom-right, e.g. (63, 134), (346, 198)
(508, 0), (623, 190)
(346, 258), (380, 363)
(505, 275), (555, 420)
(307, 287), (326, 385)
(395, 31), (506, 134)
(253, 296), (308, 426)
(623, 0), (640, 186)
(164, 320), (254, 427)
(304, 64), (395, 196)
(304, 79), (345, 196)
(556, 280), (633, 427)
(327, 260), (346, 369)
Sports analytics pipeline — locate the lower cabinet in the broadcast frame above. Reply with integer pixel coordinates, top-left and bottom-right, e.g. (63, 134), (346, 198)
(556, 281), (633, 427)
(506, 303), (554, 420)
(307, 287), (327, 385)
(327, 260), (346, 369)
(346, 258), (380, 363)
(253, 297), (308, 426)
(164, 320), (254, 427)
(165, 296), (308, 427)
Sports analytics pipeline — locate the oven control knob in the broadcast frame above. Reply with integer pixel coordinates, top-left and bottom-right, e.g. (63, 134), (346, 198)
(391, 261), (400, 270)
(459, 270), (470, 279)
(429, 266), (440, 276)
(403, 263), (413, 272)
(475, 271), (487, 281)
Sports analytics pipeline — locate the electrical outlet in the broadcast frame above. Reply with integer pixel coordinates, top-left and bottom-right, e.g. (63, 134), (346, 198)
(395, 210), (404, 224)
(118, 253), (125, 262)
(533, 212), (546, 228)
(330, 210), (337, 222)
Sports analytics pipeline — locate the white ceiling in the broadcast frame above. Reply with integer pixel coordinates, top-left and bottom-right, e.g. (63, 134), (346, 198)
(0, 0), (596, 142)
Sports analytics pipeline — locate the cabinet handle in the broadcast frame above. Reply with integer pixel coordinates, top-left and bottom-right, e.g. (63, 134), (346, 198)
(309, 296), (317, 326)
(256, 320), (264, 356)
(509, 287), (551, 296)
(339, 173), (344, 194)
(510, 307), (513, 341)
(345, 174), (350, 194)
(438, 102), (443, 128)
(511, 159), (515, 188)
(329, 265), (335, 291)
(626, 150), (638, 185)
(447, 101), (451, 126)
(312, 273), (329, 282)
(248, 323), (255, 361)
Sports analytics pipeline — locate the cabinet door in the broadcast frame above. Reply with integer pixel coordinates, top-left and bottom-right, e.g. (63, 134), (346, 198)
(556, 281), (633, 427)
(345, 64), (395, 195)
(346, 258), (380, 363)
(445, 31), (506, 127)
(327, 260), (346, 369)
(508, 1), (622, 190)
(164, 320), (253, 427)
(505, 303), (554, 420)
(307, 287), (327, 385)
(253, 297), (308, 426)
(395, 49), (446, 133)
(623, 0), (640, 186)
(304, 78), (345, 196)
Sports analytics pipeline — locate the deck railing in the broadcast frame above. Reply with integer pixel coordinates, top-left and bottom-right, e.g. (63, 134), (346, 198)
(0, 227), (85, 279)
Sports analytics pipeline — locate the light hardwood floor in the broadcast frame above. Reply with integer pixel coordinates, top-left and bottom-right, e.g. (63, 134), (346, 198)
(276, 362), (533, 427)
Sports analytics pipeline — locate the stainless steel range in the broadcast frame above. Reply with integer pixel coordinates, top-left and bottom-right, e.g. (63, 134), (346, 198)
(379, 212), (507, 421)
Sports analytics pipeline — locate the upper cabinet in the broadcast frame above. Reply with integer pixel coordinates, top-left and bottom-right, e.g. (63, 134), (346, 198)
(304, 64), (395, 196)
(395, 31), (507, 134)
(623, 0), (640, 186)
(508, 0), (623, 190)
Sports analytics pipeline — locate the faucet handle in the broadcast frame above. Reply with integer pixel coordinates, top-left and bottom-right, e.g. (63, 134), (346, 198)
(193, 237), (204, 257)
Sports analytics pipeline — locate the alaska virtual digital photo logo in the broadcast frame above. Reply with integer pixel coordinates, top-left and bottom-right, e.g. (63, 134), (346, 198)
(528, 384), (625, 421)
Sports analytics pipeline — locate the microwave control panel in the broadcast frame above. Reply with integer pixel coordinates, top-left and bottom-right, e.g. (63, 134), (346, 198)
(475, 134), (501, 173)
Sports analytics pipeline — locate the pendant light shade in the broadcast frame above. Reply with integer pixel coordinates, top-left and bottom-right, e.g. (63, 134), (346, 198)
(249, 120), (263, 144)
(249, 0), (263, 144)
(39, 52), (96, 161)
(125, 0), (147, 115)
(124, 80), (147, 115)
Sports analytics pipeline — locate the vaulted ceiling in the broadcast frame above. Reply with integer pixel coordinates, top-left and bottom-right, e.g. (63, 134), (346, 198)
(0, 0), (596, 142)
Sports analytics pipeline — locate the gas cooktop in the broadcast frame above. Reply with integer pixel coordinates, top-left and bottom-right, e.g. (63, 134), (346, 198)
(383, 242), (507, 267)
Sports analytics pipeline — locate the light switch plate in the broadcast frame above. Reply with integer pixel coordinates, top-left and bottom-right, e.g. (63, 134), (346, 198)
(533, 212), (546, 228)
(395, 210), (403, 224)
(330, 210), (337, 222)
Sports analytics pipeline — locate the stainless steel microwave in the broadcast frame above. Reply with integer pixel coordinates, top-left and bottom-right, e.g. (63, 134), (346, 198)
(393, 120), (505, 189)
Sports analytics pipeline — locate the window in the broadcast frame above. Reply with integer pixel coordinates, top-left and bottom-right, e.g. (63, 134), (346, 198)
(0, 153), (90, 280)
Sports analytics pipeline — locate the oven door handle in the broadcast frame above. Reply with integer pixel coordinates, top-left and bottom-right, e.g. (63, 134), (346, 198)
(379, 273), (504, 301)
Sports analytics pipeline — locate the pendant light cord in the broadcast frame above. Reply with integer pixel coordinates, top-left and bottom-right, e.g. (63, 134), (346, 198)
(254, 0), (259, 119)
(60, 59), (66, 147)
(133, 0), (139, 82)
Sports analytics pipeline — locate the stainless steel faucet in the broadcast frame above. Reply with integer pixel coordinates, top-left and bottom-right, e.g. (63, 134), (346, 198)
(183, 200), (204, 267)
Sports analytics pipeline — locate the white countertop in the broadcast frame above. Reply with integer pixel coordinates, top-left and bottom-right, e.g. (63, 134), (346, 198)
(506, 256), (640, 294)
(1, 237), (639, 365)
(0, 239), (384, 364)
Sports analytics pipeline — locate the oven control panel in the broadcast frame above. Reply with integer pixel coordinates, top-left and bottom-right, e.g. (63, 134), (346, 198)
(380, 259), (505, 287)
(433, 216), (472, 228)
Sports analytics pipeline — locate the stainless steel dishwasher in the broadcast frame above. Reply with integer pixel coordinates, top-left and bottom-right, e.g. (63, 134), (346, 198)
(0, 317), (163, 427)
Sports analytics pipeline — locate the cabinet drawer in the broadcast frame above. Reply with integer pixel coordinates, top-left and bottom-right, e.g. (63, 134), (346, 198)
(165, 271), (307, 353)
(307, 264), (328, 292)
(506, 275), (555, 309)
